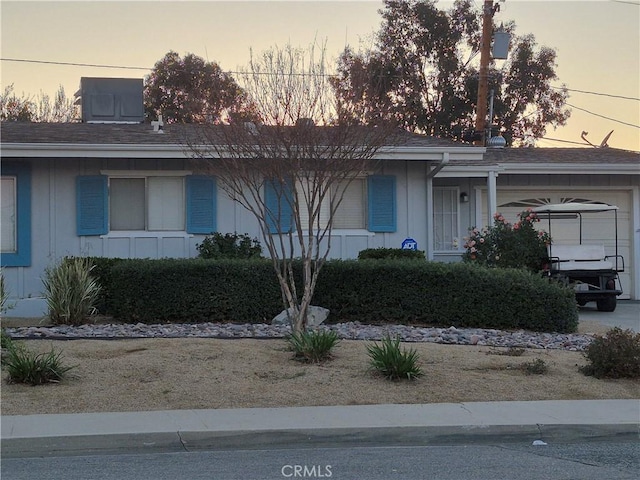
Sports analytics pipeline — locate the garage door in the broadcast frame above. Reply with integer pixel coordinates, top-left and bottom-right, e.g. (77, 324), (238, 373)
(480, 189), (632, 299)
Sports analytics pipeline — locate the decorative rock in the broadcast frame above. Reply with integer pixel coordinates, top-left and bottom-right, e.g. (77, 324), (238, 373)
(4, 321), (597, 352)
(271, 306), (330, 327)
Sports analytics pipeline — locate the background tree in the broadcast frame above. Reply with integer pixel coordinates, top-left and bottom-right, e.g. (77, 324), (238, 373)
(1, 84), (77, 122)
(332, 0), (570, 146)
(144, 51), (258, 124)
(185, 43), (398, 334)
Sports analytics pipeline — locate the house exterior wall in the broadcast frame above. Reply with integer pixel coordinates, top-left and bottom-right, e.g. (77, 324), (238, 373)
(1, 158), (434, 315)
(3, 157), (638, 317)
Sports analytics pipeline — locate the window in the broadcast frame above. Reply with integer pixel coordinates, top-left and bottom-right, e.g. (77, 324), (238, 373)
(332, 178), (366, 229)
(265, 175), (396, 234)
(109, 177), (185, 231)
(0, 163), (31, 267)
(434, 188), (460, 251)
(1, 177), (16, 252)
(76, 174), (216, 235)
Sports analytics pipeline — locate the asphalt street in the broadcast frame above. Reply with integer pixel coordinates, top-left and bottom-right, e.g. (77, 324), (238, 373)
(3, 441), (639, 480)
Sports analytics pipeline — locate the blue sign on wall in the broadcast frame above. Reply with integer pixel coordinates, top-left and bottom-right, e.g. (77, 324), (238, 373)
(402, 238), (418, 250)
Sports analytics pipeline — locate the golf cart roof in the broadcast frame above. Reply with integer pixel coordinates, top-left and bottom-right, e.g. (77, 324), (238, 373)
(532, 202), (618, 214)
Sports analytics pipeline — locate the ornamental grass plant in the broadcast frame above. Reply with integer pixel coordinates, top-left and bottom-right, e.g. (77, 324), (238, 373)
(42, 257), (102, 325)
(367, 335), (423, 381)
(286, 330), (340, 363)
(4, 345), (75, 385)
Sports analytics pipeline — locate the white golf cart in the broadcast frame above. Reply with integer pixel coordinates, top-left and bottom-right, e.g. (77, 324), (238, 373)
(532, 203), (625, 312)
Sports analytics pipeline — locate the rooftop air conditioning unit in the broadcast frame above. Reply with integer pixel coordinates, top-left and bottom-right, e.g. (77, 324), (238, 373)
(75, 77), (144, 123)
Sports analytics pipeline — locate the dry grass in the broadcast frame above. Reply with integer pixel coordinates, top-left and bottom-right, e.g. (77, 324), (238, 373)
(1, 334), (638, 416)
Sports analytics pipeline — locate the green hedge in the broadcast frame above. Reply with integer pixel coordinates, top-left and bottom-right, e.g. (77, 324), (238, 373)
(313, 260), (578, 332)
(84, 257), (578, 332)
(358, 248), (426, 260)
(106, 259), (282, 323)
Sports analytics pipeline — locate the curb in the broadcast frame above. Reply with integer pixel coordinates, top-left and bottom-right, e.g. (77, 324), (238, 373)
(2, 401), (639, 457)
(2, 424), (638, 458)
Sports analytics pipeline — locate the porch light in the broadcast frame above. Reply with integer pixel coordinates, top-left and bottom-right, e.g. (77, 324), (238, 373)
(460, 192), (469, 203)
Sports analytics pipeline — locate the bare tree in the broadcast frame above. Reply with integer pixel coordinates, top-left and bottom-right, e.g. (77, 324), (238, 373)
(1, 84), (78, 122)
(185, 43), (398, 334)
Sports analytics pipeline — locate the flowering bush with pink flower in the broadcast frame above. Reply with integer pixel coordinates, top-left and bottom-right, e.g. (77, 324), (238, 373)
(463, 209), (551, 272)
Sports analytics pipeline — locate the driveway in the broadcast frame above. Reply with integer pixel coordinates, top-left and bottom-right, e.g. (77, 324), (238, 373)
(578, 300), (640, 333)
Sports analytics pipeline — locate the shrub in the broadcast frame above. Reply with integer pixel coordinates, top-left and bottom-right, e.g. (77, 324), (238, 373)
(286, 330), (340, 363)
(579, 327), (640, 379)
(520, 358), (549, 375)
(358, 248), (425, 260)
(367, 335), (423, 381)
(42, 257), (102, 325)
(463, 209), (551, 272)
(197, 232), (263, 259)
(4, 346), (75, 385)
(107, 258), (282, 323)
(92, 257), (577, 332)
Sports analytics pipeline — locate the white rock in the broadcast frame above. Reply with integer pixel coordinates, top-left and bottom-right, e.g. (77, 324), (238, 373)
(271, 306), (330, 327)
(532, 440), (548, 446)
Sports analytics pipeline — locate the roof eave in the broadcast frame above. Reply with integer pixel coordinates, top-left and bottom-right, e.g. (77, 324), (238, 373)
(498, 162), (640, 175)
(1, 143), (486, 161)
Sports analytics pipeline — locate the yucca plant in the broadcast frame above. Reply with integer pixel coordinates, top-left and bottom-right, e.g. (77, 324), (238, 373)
(1, 329), (20, 365)
(286, 329), (340, 363)
(367, 335), (423, 381)
(42, 257), (102, 325)
(4, 346), (75, 385)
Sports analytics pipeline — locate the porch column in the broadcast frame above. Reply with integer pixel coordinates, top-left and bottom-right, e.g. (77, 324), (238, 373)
(487, 170), (498, 219)
(426, 175), (434, 260)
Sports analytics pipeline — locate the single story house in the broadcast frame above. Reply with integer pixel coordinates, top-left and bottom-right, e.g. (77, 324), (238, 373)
(1, 120), (639, 317)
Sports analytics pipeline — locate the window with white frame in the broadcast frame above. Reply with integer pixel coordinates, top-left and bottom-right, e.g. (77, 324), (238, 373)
(433, 187), (460, 251)
(77, 173), (216, 236)
(297, 177), (367, 230)
(266, 174), (395, 234)
(332, 178), (367, 229)
(1, 176), (16, 252)
(109, 176), (185, 231)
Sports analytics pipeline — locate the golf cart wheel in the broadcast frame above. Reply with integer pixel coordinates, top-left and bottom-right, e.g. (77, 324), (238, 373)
(577, 299), (587, 306)
(596, 295), (617, 312)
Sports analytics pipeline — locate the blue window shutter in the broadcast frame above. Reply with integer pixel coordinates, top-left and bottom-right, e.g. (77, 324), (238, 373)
(0, 163), (31, 267)
(76, 176), (108, 236)
(265, 178), (293, 234)
(368, 175), (396, 232)
(186, 175), (216, 234)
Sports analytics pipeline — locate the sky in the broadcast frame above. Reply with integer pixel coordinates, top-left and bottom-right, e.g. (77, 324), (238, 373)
(1, 0), (639, 151)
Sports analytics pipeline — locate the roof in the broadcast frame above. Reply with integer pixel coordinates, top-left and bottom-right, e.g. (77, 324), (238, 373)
(484, 147), (640, 165)
(0, 122), (463, 148)
(1, 122), (637, 174)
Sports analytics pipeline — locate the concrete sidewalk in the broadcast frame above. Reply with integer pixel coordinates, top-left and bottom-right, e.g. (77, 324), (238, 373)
(2, 400), (639, 457)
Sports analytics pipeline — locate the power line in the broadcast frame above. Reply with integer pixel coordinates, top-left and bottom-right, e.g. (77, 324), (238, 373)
(4, 57), (640, 102)
(552, 85), (639, 102)
(566, 103), (640, 129)
(1, 57), (150, 71)
(3, 57), (640, 128)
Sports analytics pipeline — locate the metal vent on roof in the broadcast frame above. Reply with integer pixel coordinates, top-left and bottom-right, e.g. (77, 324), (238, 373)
(75, 77), (144, 123)
(487, 135), (507, 148)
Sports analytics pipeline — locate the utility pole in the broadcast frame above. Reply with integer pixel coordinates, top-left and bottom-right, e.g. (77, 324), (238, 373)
(474, 0), (497, 146)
